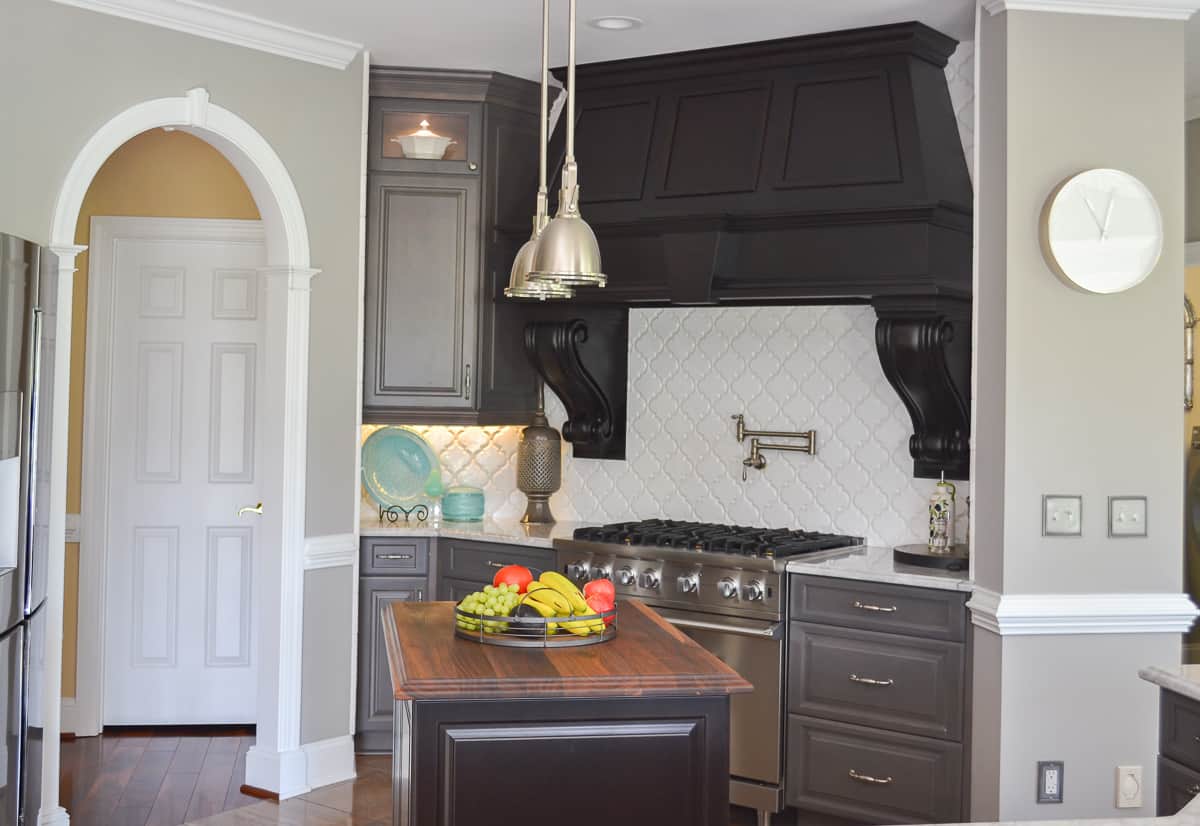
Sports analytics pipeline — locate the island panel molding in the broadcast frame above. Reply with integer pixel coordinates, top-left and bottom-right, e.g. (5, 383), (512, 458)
(967, 587), (1200, 635)
(47, 0), (363, 68)
(981, 0), (1200, 18)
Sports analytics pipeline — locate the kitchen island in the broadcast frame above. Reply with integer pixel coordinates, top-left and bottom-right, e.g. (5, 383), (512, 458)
(382, 597), (752, 826)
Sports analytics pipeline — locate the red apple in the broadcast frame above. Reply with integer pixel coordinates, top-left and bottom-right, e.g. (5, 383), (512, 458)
(583, 578), (615, 602)
(585, 593), (615, 626)
(492, 564), (533, 593)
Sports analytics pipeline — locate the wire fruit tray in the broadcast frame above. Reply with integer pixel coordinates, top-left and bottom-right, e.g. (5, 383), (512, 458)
(453, 600), (618, 648)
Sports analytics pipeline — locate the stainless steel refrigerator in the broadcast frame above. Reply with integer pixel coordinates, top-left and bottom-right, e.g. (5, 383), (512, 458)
(0, 233), (53, 826)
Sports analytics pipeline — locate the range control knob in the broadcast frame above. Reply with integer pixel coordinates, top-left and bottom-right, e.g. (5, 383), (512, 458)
(565, 561), (590, 582)
(616, 566), (637, 586)
(677, 574), (700, 594)
(590, 565), (613, 581)
(718, 578), (739, 599)
(638, 569), (661, 590)
(743, 580), (765, 602)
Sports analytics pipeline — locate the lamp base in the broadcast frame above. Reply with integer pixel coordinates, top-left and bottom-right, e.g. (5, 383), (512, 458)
(521, 495), (556, 525)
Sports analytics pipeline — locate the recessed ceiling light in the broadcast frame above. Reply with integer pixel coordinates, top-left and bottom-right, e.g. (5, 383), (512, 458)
(588, 15), (644, 31)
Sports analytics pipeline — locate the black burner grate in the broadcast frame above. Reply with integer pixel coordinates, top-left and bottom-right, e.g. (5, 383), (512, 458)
(572, 519), (861, 558)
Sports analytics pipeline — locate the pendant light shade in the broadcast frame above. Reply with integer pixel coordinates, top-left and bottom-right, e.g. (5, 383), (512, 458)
(504, 0), (575, 301)
(527, 0), (605, 290)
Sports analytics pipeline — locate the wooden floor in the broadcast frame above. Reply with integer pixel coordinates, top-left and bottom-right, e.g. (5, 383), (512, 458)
(62, 731), (764, 825)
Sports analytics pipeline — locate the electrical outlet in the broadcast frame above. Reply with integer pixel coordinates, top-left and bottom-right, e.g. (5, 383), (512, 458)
(1038, 761), (1064, 804)
(1116, 765), (1143, 808)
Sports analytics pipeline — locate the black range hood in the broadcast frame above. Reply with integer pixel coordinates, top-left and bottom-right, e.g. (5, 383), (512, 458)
(522, 22), (972, 479)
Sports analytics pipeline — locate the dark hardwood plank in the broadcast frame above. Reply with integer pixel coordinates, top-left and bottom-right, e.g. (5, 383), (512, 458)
(116, 745), (173, 808)
(184, 738), (241, 822)
(144, 770), (199, 826)
(223, 738), (259, 812)
(71, 738), (147, 824)
(169, 737), (211, 774)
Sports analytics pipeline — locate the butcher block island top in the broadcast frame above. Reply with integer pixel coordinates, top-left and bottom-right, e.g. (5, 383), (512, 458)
(382, 598), (753, 700)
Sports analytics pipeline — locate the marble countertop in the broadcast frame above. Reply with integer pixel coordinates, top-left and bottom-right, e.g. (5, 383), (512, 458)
(359, 510), (590, 549)
(931, 793), (1200, 826)
(785, 545), (973, 592)
(1139, 663), (1200, 703)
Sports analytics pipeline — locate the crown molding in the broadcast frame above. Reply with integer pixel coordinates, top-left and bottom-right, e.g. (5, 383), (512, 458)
(49, 0), (362, 69)
(982, 0), (1200, 19)
(968, 587), (1199, 635)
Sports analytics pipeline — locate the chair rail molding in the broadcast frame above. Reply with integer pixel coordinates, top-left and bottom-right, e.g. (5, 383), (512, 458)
(303, 533), (357, 570)
(981, 0), (1200, 18)
(968, 587), (1200, 635)
(47, 0), (362, 69)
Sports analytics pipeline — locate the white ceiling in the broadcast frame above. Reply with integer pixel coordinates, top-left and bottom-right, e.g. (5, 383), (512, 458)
(203, 0), (977, 79)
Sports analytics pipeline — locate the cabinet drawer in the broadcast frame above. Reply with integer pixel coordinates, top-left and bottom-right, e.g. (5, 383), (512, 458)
(1158, 756), (1200, 816)
(439, 539), (555, 583)
(789, 622), (964, 741)
(786, 715), (963, 824)
(1162, 690), (1200, 772)
(790, 576), (967, 642)
(361, 537), (429, 576)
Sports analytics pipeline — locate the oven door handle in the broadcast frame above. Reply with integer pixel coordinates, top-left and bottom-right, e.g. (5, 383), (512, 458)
(662, 615), (783, 640)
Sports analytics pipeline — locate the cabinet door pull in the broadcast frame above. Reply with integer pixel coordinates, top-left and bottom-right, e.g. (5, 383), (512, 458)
(1189, 784), (1200, 795)
(464, 363), (472, 400)
(853, 600), (898, 613)
(849, 674), (895, 687)
(377, 553), (415, 561)
(849, 769), (894, 786)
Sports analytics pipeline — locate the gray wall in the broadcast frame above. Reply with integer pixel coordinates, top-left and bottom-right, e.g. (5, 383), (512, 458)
(1188, 119), (1200, 243)
(0, 0), (364, 750)
(0, 0), (362, 539)
(973, 8), (1186, 819)
(300, 567), (354, 744)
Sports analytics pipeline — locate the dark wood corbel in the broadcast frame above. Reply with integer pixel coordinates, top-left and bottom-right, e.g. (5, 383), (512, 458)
(872, 296), (971, 480)
(523, 309), (628, 460)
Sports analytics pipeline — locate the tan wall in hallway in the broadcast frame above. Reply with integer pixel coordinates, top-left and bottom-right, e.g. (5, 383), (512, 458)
(63, 129), (259, 699)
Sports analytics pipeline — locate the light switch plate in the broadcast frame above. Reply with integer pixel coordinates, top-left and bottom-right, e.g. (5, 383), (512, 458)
(1043, 495), (1082, 537)
(1109, 497), (1147, 538)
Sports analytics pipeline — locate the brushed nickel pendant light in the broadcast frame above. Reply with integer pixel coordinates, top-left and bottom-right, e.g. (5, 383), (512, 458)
(528, 0), (606, 289)
(505, 0), (574, 300)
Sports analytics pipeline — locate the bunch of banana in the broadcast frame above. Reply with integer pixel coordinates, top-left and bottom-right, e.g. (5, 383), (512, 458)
(520, 573), (606, 636)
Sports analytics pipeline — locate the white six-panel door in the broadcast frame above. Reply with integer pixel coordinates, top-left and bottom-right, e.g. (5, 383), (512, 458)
(100, 221), (264, 724)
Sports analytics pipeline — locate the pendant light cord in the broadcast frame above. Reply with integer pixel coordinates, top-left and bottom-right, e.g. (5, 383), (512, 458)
(536, 0), (549, 228)
(566, 0), (576, 163)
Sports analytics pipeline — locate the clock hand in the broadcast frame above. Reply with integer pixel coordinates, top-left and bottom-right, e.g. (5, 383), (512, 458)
(1081, 194), (1106, 234)
(1100, 192), (1115, 241)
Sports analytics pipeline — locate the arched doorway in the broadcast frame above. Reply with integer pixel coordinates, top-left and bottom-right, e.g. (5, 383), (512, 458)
(41, 87), (317, 823)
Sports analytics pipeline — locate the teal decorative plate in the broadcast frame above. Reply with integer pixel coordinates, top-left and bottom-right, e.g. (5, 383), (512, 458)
(361, 427), (444, 507)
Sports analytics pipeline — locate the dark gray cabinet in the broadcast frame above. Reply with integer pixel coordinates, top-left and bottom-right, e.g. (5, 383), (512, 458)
(363, 68), (543, 425)
(434, 538), (555, 600)
(355, 537), (430, 752)
(1157, 689), (1200, 814)
(786, 576), (970, 823)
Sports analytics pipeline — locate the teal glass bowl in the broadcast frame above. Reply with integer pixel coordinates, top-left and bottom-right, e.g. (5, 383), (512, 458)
(442, 485), (485, 522)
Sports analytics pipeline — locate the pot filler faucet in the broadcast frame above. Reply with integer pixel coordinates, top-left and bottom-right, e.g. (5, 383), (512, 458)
(732, 414), (816, 481)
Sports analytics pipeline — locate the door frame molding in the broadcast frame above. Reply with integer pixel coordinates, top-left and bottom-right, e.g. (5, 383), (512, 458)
(77, 215), (268, 736)
(45, 87), (318, 812)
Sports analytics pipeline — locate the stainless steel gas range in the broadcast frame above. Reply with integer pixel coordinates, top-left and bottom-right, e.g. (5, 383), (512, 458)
(553, 520), (864, 826)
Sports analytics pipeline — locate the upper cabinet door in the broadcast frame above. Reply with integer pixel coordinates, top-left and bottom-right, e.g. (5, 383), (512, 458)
(364, 173), (480, 416)
(369, 99), (483, 175)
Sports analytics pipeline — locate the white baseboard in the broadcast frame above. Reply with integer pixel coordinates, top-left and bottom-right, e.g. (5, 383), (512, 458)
(968, 587), (1200, 635)
(37, 806), (70, 826)
(60, 698), (78, 736)
(303, 533), (356, 570)
(245, 745), (310, 799)
(303, 735), (356, 789)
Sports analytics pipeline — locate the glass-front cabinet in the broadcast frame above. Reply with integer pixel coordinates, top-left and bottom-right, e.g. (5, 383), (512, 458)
(369, 98), (482, 175)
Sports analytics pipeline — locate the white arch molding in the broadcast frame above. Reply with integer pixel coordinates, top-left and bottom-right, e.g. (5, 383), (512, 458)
(43, 88), (318, 825)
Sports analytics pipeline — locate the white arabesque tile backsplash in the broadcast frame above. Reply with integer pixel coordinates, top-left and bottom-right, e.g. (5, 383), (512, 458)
(364, 305), (967, 548)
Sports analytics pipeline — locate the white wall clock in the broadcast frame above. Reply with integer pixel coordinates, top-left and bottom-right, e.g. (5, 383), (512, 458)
(1040, 168), (1163, 294)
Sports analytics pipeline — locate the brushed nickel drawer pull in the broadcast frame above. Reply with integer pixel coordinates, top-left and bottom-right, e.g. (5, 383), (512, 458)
(1192, 735), (1200, 743)
(849, 674), (895, 687)
(486, 560), (506, 568)
(377, 553), (415, 561)
(849, 769), (894, 786)
(853, 600), (898, 613)
(1188, 783), (1200, 796)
